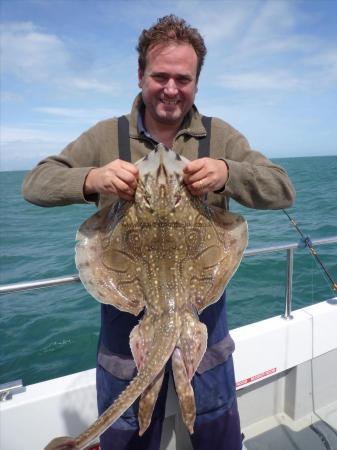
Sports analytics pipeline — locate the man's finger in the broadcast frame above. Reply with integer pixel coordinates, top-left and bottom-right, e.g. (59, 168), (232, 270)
(183, 158), (205, 174)
(117, 169), (138, 189)
(120, 160), (139, 177)
(112, 176), (136, 196)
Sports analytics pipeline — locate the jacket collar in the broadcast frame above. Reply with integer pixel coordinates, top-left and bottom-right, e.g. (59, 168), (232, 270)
(128, 93), (207, 140)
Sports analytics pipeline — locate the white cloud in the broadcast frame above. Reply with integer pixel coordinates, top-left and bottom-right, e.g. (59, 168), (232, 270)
(1, 125), (67, 143)
(0, 124), (79, 170)
(195, 1), (337, 94)
(217, 70), (300, 91)
(0, 125), (69, 170)
(1, 22), (69, 81)
(303, 49), (337, 85)
(180, 1), (297, 52)
(1, 0), (336, 168)
(0, 91), (24, 102)
(34, 106), (121, 121)
(0, 140), (65, 170)
(192, 6), (255, 44)
(245, 1), (295, 38)
(0, 21), (122, 95)
(34, 107), (97, 120)
(68, 77), (120, 94)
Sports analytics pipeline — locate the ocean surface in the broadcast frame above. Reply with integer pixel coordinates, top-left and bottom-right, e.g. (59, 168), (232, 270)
(1, 155), (336, 387)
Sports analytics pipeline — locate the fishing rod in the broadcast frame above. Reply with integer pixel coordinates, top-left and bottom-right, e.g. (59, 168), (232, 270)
(282, 209), (337, 292)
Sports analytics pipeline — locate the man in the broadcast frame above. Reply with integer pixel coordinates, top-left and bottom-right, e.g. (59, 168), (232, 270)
(23, 15), (295, 450)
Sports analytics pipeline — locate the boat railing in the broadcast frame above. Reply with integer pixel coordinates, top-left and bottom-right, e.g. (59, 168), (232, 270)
(0, 236), (336, 320)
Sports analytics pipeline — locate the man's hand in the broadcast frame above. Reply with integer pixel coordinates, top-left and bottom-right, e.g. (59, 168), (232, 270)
(84, 160), (139, 201)
(183, 158), (229, 196)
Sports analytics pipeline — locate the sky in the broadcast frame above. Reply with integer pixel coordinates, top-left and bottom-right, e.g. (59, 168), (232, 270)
(1, 0), (337, 170)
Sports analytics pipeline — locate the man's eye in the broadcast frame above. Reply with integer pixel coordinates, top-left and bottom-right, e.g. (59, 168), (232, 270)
(177, 77), (191, 85)
(153, 75), (167, 82)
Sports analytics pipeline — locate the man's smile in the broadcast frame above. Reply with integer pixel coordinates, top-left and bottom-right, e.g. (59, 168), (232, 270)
(161, 97), (180, 105)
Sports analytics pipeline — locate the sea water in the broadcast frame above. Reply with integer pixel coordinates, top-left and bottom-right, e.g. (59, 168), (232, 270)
(0, 155), (336, 386)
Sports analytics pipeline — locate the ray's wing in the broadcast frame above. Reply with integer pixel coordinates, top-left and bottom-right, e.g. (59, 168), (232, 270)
(75, 201), (146, 315)
(183, 207), (248, 313)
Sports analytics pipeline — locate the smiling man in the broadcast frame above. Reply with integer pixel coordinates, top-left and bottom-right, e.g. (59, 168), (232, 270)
(23, 14), (295, 450)
(139, 43), (198, 137)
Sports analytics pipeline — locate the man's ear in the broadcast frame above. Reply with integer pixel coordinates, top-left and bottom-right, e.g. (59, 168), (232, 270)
(138, 67), (144, 88)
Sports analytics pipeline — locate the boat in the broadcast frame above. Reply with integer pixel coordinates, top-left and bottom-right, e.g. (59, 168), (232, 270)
(1, 236), (337, 450)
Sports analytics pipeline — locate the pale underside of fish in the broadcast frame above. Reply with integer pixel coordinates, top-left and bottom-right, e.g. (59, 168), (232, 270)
(45, 144), (248, 450)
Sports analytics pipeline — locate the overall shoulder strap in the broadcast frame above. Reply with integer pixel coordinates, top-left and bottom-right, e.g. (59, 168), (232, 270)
(198, 115), (212, 159)
(118, 114), (212, 161)
(117, 115), (131, 162)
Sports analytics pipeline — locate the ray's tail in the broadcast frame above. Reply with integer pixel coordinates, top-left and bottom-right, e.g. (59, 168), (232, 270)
(72, 316), (178, 450)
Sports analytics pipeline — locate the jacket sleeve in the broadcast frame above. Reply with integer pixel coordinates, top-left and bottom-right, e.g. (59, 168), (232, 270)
(220, 131), (296, 210)
(22, 126), (103, 207)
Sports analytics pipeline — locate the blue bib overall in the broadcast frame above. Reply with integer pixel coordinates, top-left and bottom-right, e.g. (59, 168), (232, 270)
(95, 116), (243, 450)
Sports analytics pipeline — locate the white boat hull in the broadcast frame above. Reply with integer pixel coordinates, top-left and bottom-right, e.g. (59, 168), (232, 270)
(1, 300), (337, 449)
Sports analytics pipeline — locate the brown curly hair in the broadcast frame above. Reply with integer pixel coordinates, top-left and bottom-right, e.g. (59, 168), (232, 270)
(137, 15), (207, 81)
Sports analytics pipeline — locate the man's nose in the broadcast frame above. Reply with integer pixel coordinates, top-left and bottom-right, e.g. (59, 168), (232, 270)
(164, 78), (178, 96)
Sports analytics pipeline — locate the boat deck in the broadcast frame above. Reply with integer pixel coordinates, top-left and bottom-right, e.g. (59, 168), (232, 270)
(238, 346), (337, 450)
(159, 367), (337, 450)
(243, 408), (337, 450)
(158, 302), (337, 450)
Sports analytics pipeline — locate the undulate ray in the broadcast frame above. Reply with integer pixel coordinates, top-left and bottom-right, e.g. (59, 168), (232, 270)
(44, 144), (248, 450)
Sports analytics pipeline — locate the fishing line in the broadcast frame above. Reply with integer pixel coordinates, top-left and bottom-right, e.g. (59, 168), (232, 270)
(282, 209), (337, 294)
(284, 209), (337, 443)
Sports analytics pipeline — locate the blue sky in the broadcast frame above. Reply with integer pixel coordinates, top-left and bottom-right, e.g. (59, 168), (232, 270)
(1, 0), (337, 170)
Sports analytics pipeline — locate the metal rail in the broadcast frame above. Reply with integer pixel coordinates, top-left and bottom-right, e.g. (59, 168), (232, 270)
(0, 274), (80, 295)
(0, 379), (23, 401)
(1, 236), (336, 319)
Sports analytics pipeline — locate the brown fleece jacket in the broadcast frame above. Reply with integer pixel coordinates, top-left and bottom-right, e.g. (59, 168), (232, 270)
(22, 94), (295, 211)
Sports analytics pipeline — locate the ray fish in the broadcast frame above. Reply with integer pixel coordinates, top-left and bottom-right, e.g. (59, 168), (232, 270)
(45, 144), (248, 450)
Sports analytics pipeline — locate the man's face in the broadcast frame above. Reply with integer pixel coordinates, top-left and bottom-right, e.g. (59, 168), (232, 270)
(138, 43), (198, 128)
